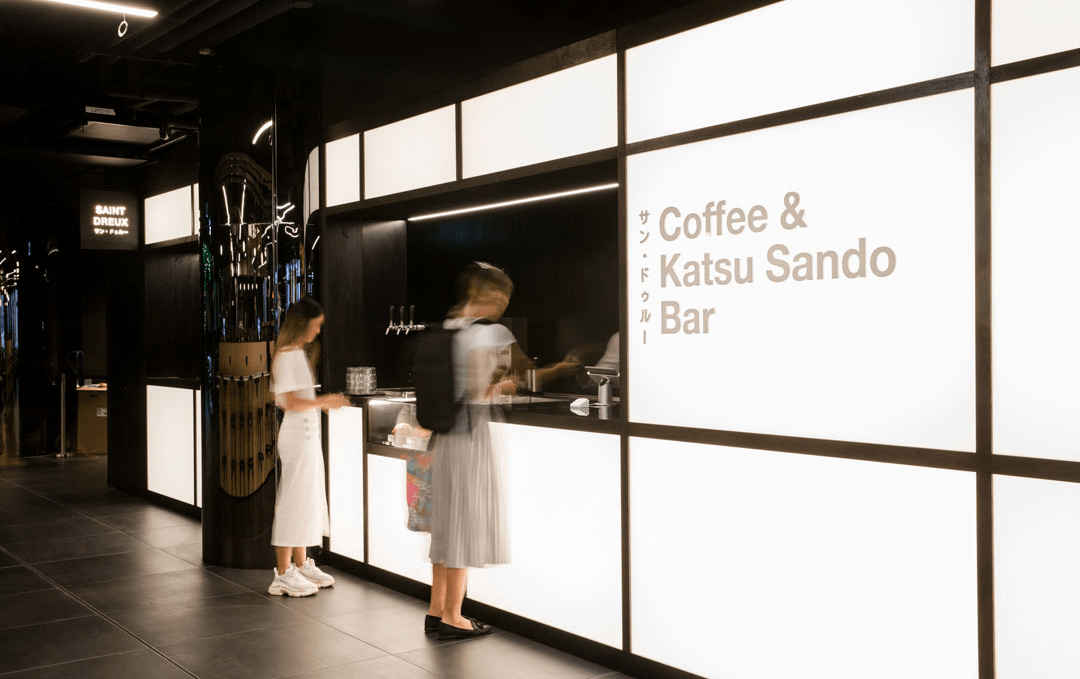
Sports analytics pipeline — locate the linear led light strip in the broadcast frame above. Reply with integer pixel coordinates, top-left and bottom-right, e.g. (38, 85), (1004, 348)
(41, 0), (158, 17)
(408, 182), (619, 222)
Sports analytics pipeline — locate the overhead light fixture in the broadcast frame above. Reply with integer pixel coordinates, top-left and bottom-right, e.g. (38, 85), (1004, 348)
(41, 0), (158, 18)
(252, 120), (273, 145)
(408, 182), (619, 222)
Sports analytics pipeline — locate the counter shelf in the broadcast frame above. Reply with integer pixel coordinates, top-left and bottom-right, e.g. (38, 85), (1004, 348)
(349, 389), (622, 439)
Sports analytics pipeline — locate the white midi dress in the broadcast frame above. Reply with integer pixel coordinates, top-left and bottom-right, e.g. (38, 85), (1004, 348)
(270, 348), (329, 547)
(428, 318), (513, 569)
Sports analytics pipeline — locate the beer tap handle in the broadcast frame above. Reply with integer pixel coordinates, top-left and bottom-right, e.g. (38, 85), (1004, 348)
(386, 305), (395, 335)
(397, 306), (406, 334)
(407, 305), (416, 333)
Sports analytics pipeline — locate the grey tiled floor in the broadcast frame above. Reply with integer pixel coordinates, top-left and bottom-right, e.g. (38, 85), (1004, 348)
(0, 456), (633, 679)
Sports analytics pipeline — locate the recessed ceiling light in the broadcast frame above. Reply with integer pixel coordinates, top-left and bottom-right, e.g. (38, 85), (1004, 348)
(408, 183), (619, 222)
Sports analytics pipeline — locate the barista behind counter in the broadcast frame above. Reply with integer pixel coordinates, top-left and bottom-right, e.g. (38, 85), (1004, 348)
(539, 332), (619, 396)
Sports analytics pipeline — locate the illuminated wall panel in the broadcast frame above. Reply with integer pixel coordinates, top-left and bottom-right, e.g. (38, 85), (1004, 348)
(367, 454), (433, 584)
(328, 407), (365, 562)
(325, 133), (360, 207)
(304, 146), (319, 226)
(995, 475), (1080, 678)
(147, 385), (196, 505)
(468, 424), (622, 647)
(145, 185), (195, 244)
(627, 90), (975, 450)
(992, 67), (1080, 462)
(626, 0), (972, 143)
(462, 55), (617, 178)
(630, 437), (977, 679)
(364, 106), (456, 199)
(993, 0), (1080, 66)
(195, 388), (202, 509)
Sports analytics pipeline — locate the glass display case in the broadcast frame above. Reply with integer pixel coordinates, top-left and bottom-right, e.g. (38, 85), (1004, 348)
(362, 391), (433, 452)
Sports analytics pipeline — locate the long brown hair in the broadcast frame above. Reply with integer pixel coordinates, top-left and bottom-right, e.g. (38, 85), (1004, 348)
(273, 297), (324, 370)
(448, 261), (513, 317)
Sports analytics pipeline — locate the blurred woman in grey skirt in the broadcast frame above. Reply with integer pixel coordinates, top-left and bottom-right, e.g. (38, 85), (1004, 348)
(425, 262), (517, 639)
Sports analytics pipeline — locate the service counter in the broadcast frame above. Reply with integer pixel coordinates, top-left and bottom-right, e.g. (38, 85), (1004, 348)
(326, 393), (623, 647)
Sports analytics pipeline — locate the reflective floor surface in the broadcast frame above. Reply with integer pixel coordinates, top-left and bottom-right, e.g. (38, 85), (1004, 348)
(0, 456), (635, 679)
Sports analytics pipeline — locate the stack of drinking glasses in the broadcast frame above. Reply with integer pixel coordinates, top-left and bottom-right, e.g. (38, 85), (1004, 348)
(346, 366), (377, 395)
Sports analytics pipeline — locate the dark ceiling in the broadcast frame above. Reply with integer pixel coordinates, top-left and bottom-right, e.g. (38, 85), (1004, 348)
(0, 0), (704, 204)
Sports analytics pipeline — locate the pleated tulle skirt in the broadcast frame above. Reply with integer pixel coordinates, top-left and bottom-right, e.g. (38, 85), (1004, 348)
(428, 404), (510, 569)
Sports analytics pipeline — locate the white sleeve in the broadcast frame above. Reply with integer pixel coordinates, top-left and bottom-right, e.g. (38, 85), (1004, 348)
(271, 351), (310, 395)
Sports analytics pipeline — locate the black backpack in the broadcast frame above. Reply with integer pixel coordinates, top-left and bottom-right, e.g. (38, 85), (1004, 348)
(412, 320), (492, 433)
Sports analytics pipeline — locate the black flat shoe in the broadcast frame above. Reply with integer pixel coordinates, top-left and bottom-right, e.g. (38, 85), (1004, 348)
(437, 620), (494, 640)
(424, 614), (441, 633)
(426, 615), (490, 634)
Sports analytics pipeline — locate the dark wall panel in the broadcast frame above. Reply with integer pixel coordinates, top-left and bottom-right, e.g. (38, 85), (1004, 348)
(145, 252), (201, 379)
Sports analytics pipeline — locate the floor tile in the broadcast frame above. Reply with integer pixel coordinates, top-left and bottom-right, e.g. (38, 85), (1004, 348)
(128, 522), (202, 548)
(0, 589), (93, 631)
(0, 616), (144, 674)
(0, 566), (55, 596)
(0, 516), (116, 543)
(68, 567), (248, 613)
(207, 564), (275, 591)
(0, 506), (85, 526)
(41, 488), (144, 511)
(34, 548), (196, 587)
(158, 619), (386, 679)
(110, 592), (308, 646)
(0, 488), (55, 512)
(281, 654), (440, 679)
(2, 532), (158, 565)
(257, 569), (415, 620)
(95, 507), (199, 531)
(0, 649), (193, 679)
(321, 601), (464, 654)
(396, 632), (610, 679)
(162, 541), (205, 566)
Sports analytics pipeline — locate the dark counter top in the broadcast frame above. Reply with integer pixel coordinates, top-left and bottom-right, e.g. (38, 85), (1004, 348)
(501, 395), (622, 434)
(345, 390), (622, 435)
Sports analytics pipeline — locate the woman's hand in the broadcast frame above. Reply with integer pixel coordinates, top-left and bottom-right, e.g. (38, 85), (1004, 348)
(320, 393), (350, 411)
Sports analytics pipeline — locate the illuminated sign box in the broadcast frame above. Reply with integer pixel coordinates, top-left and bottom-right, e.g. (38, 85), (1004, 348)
(81, 189), (140, 251)
(627, 90), (976, 451)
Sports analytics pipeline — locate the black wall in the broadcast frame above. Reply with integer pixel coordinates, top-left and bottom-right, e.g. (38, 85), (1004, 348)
(406, 189), (619, 367)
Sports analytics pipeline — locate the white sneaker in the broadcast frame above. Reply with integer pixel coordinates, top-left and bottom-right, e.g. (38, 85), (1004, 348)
(297, 558), (335, 588)
(268, 565), (318, 597)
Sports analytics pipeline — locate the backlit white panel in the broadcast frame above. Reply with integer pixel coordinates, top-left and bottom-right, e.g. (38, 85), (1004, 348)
(195, 388), (202, 509)
(992, 67), (1080, 461)
(325, 134), (360, 207)
(626, 0), (973, 142)
(993, 0), (1080, 66)
(304, 146), (319, 225)
(995, 475), (1080, 678)
(147, 385), (196, 505)
(367, 454), (432, 584)
(364, 106), (456, 199)
(469, 424), (622, 647)
(631, 437), (977, 679)
(328, 406), (365, 562)
(462, 56), (617, 178)
(145, 185), (194, 244)
(627, 91), (975, 450)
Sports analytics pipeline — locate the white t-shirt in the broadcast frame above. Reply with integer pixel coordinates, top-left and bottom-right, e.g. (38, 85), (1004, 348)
(446, 318), (516, 404)
(271, 348), (316, 408)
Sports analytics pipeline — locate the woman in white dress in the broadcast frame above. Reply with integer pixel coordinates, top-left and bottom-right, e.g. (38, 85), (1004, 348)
(267, 297), (349, 597)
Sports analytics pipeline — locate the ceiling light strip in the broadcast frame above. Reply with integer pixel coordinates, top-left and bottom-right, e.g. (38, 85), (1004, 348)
(41, 0), (158, 18)
(408, 182), (619, 222)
